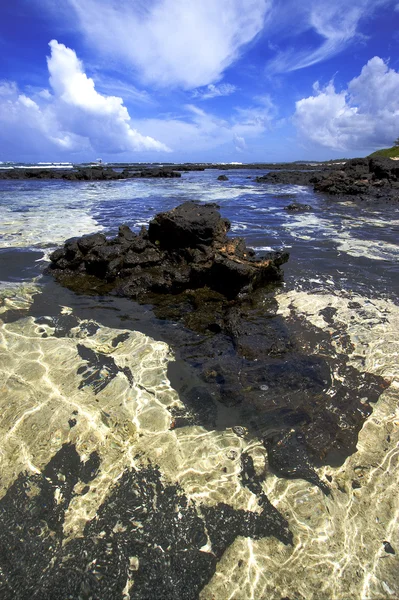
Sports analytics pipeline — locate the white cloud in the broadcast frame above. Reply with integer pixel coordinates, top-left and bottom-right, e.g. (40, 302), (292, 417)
(267, 0), (395, 73)
(95, 77), (154, 106)
(131, 97), (277, 155)
(66, 0), (270, 89)
(0, 40), (169, 159)
(234, 134), (247, 152)
(294, 57), (399, 151)
(0, 81), (18, 96)
(233, 95), (277, 130)
(192, 83), (237, 101)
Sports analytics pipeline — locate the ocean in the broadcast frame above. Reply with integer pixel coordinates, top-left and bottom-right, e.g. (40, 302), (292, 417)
(0, 168), (398, 599)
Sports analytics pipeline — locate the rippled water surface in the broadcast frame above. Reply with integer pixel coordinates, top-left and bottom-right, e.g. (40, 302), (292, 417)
(0, 170), (398, 599)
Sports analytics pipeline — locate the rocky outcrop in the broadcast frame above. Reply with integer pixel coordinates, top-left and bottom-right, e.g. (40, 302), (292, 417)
(49, 202), (288, 301)
(256, 170), (327, 186)
(314, 157), (399, 198)
(217, 174), (229, 181)
(0, 167), (182, 181)
(254, 157), (399, 201)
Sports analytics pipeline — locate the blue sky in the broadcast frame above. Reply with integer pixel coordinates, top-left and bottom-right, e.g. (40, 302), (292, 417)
(0, 0), (398, 163)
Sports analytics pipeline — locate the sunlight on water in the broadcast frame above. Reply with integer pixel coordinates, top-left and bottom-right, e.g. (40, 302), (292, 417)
(284, 207), (399, 262)
(0, 288), (257, 537)
(0, 173), (398, 598)
(0, 281), (398, 599)
(201, 290), (399, 600)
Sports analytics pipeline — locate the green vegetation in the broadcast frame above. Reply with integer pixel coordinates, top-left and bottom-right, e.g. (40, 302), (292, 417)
(368, 145), (399, 158)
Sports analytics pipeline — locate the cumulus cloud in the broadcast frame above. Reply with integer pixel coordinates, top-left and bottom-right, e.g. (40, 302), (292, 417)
(294, 57), (399, 151)
(192, 83), (237, 100)
(0, 40), (168, 159)
(267, 0), (395, 73)
(66, 0), (270, 88)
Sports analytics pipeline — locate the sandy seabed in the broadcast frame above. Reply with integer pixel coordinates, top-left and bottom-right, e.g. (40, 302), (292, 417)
(0, 281), (398, 599)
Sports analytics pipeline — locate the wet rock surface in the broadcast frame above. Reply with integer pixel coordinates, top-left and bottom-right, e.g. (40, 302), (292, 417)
(314, 157), (399, 201)
(255, 157), (399, 202)
(49, 201), (288, 301)
(163, 288), (388, 471)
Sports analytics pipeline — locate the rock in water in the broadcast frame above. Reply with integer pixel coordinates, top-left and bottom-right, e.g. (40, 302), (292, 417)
(148, 201), (229, 249)
(284, 203), (312, 212)
(314, 157), (399, 199)
(264, 430), (331, 495)
(49, 201), (289, 301)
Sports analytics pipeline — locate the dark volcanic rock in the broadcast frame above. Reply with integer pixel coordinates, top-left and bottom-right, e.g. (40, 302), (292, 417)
(256, 170), (325, 186)
(0, 445), (292, 600)
(148, 201), (229, 249)
(284, 203), (312, 211)
(217, 174), (229, 181)
(314, 157), (399, 200)
(264, 430), (330, 495)
(50, 202), (288, 301)
(254, 158), (399, 202)
(0, 167), (182, 181)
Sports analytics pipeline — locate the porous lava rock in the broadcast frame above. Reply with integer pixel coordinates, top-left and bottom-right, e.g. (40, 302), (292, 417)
(49, 201), (288, 301)
(314, 157), (399, 198)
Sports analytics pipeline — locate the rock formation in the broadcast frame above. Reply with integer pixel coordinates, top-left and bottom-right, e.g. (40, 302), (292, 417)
(314, 157), (399, 199)
(0, 166), (182, 181)
(49, 201), (288, 301)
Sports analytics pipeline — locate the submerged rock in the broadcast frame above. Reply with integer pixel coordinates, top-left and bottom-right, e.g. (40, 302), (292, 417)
(264, 430), (331, 495)
(49, 201), (288, 301)
(0, 445), (292, 599)
(217, 174), (229, 181)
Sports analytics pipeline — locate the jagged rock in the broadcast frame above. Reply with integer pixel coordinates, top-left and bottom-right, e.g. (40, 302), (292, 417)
(49, 202), (288, 301)
(148, 202), (229, 249)
(369, 157), (399, 181)
(314, 157), (399, 199)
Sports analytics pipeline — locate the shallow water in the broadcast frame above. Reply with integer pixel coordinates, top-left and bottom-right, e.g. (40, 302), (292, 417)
(0, 170), (398, 599)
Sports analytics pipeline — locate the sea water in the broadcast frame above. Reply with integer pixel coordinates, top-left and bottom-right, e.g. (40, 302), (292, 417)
(0, 169), (398, 599)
